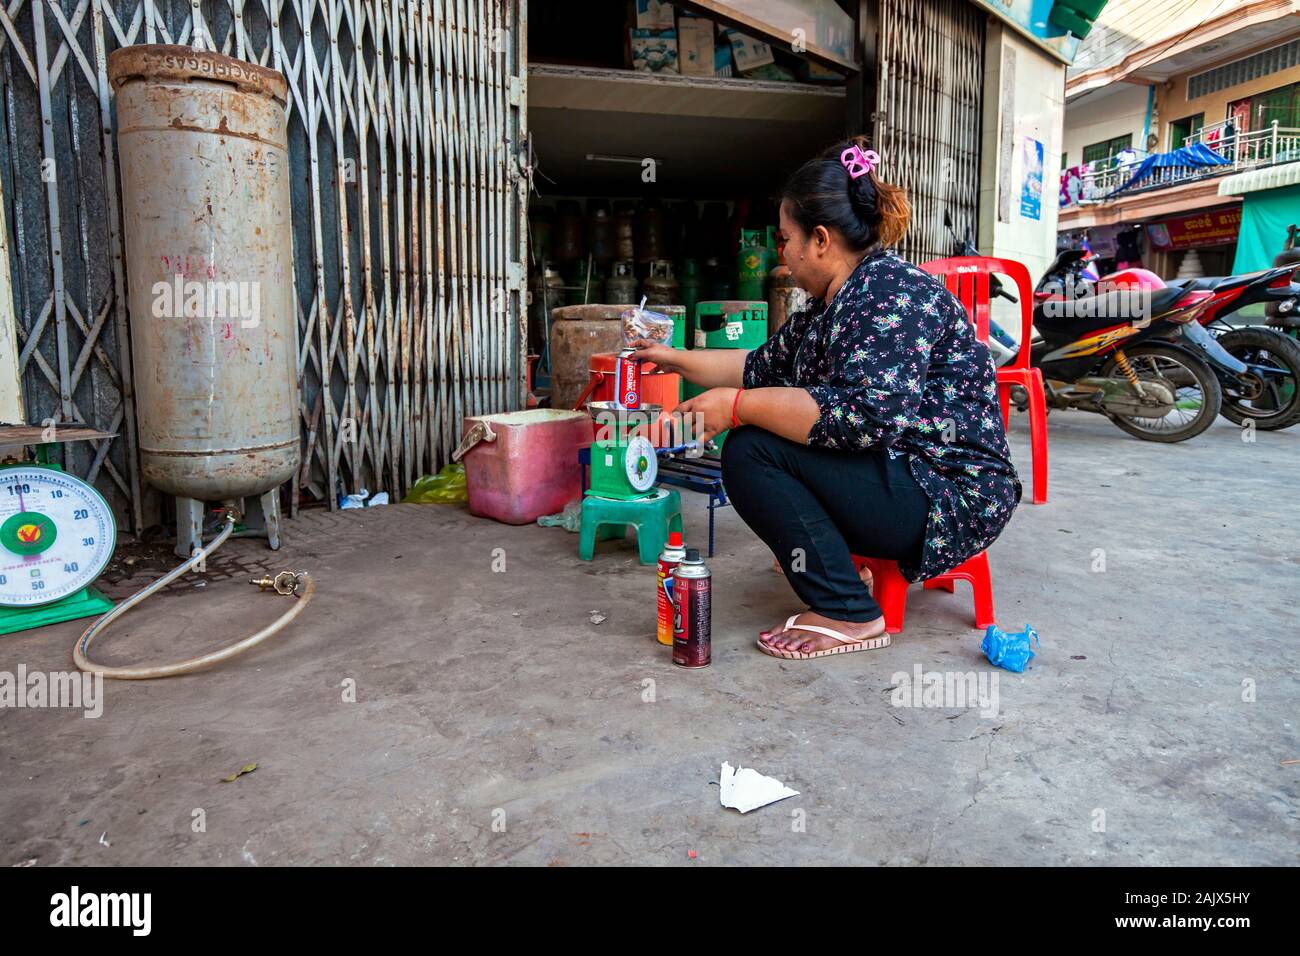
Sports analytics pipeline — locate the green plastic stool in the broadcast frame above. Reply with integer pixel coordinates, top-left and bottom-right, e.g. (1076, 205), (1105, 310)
(579, 488), (683, 565)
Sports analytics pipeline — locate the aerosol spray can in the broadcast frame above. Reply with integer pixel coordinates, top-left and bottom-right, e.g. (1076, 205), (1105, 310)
(614, 347), (642, 409)
(656, 531), (686, 646)
(672, 549), (711, 668)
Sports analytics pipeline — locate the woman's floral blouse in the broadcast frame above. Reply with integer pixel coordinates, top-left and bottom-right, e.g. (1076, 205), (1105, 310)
(743, 248), (1021, 581)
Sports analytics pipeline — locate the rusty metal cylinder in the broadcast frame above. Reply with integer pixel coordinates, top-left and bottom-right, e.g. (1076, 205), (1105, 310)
(549, 305), (626, 410)
(109, 46), (299, 500)
(642, 260), (680, 307)
(767, 265), (810, 336)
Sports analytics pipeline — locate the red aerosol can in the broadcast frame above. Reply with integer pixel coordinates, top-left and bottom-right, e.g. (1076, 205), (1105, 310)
(672, 548), (711, 668)
(615, 347), (642, 409)
(656, 531), (686, 646)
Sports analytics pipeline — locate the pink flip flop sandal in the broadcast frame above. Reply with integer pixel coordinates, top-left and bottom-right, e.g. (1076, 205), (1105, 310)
(757, 615), (890, 660)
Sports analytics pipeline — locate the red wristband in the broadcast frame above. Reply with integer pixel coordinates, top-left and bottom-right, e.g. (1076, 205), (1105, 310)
(731, 388), (745, 429)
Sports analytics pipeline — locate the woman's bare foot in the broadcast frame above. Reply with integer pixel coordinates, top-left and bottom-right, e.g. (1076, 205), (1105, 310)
(758, 611), (886, 654)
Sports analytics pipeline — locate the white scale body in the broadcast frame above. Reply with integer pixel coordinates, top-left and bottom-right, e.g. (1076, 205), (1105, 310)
(0, 466), (116, 607)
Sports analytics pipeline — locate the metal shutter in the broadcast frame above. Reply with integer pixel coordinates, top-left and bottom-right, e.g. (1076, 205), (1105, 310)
(874, 0), (985, 265)
(0, 0), (527, 528)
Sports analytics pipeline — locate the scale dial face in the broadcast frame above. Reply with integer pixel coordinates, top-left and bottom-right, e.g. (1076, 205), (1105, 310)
(0, 466), (116, 607)
(623, 436), (657, 493)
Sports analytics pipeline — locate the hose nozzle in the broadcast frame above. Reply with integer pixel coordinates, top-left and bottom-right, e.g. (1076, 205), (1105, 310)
(250, 571), (305, 596)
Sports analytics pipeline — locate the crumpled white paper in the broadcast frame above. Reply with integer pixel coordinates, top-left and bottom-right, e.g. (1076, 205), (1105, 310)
(719, 762), (800, 813)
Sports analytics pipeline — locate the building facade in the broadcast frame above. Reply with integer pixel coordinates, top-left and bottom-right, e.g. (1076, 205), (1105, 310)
(1059, 0), (1300, 279)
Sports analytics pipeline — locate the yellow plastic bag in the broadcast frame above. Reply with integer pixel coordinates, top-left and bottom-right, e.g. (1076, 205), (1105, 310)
(402, 463), (468, 504)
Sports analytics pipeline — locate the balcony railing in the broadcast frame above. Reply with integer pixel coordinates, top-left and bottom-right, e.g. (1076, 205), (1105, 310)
(1182, 119), (1300, 167)
(1063, 149), (1149, 203)
(1062, 121), (1300, 206)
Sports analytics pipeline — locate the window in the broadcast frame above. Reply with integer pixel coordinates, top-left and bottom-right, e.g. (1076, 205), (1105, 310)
(1082, 134), (1131, 166)
(1249, 81), (1300, 131)
(1169, 114), (1204, 149)
(1187, 39), (1300, 100)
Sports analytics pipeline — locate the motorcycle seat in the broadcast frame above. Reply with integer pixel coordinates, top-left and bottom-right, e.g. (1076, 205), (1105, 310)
(1147, 286), (1193, 313)
(1165, 274), (1257, 293)
(1060, 285), (1187, 318)
(1035, 284), (1191, 339)
(1164, 277), (1219, 292)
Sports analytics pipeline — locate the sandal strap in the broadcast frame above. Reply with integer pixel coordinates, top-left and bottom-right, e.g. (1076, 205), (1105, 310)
(783, 617), (873, 646)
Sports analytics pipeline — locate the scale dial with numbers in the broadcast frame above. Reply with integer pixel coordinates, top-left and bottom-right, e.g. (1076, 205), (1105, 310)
(623, 436), (657, 493)
(0, 466), (116, 607)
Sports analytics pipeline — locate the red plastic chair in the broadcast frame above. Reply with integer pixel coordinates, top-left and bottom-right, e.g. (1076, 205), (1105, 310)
(852, 553), (995, 635)
(918, 256), (1048, 505)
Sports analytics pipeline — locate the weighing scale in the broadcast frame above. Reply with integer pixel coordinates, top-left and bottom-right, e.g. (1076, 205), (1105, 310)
(585, 401), (660, 501)
(0, 427), (117, 635)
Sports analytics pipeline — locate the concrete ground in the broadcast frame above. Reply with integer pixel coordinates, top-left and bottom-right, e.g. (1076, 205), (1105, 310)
(1, 411), (1297, 866)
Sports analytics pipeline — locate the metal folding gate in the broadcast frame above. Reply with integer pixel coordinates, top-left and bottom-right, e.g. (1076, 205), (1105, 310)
(0, 0), (528, 531)
(874, 0), (985, 265)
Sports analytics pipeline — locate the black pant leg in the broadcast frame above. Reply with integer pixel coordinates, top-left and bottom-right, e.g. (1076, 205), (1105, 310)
(721, 426), (931, 622)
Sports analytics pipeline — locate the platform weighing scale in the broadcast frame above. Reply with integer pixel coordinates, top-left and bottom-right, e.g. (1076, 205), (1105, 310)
(0, 426), (117, 635)
(584, 401), (660, 500)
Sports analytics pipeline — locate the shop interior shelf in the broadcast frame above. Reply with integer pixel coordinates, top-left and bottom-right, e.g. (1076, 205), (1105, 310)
(528, 63), (844, 123)
(528, 64), (845, 194)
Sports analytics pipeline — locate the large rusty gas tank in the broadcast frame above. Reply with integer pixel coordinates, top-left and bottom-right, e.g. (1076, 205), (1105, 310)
(109, 46), (299, 500)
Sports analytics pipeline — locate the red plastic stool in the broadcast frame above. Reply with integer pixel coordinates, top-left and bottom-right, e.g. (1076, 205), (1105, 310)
(851, 551), (995, 634)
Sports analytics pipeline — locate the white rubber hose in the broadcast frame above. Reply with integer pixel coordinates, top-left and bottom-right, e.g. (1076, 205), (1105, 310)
(73, 512), (314, 680)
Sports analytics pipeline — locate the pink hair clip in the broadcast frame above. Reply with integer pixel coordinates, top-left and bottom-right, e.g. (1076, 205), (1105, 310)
(840, 144), (880, 180)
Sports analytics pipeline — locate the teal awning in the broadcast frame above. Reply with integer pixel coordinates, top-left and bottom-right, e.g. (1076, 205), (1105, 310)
(1231, 182), (1300, 274)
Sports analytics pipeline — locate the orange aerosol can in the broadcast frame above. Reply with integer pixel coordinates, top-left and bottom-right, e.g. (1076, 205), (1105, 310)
(656, 531), (686, 646)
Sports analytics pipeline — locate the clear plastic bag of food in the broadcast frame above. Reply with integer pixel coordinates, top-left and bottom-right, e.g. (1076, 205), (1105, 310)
(621, 303), (675, 348)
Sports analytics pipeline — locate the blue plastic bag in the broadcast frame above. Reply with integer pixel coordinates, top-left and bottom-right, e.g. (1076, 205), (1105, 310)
(981, 624), (1039, 673)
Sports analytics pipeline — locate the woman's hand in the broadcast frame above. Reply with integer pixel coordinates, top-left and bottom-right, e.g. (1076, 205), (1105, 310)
(674, 387), (740, 443)
(628, 340), (750, 389)
(627, 338), (685, 375)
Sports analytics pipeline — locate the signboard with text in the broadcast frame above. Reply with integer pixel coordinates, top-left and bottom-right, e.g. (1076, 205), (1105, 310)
(1146, 208), (1242, 252)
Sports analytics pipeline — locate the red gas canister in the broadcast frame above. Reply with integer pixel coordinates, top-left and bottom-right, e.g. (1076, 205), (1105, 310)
(657, 531), (686, 646)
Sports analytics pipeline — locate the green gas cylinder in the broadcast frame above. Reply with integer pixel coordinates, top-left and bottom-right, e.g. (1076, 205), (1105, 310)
(736, 230), (768, 301)
(683, 301), (769, 449)
(678, 258), (701, 347)
(692, 300), (769, 351)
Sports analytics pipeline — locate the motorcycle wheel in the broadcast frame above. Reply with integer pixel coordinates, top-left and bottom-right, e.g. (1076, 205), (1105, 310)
(1216, 326), (1300, 430)
(1100, 344), (1222, 443)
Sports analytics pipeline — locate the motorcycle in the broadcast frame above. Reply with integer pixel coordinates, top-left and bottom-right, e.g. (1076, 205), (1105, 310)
(1041, 251), (1300, 431)
(1163, 266), (1300, 430)
(943, 213), (1226, 443)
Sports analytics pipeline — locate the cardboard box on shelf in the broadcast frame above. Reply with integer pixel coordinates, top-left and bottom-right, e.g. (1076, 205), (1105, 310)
(723, 29), (775, 73)
(631, 28), (679, 74)
(677, 14), (715, 76)
(635, 0), (675, 30)
(799, 59), (845, 83)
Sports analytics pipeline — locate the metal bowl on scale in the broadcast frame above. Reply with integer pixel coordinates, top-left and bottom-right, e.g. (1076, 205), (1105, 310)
(584, 400), (663, 421)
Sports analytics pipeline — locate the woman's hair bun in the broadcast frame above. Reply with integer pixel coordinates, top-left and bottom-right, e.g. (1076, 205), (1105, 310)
(847, 174), (878, 221)
(780, 135), (911, 251)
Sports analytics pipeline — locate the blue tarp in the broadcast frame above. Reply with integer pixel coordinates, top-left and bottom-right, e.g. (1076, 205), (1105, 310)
(1111, 143), (1232, 194)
